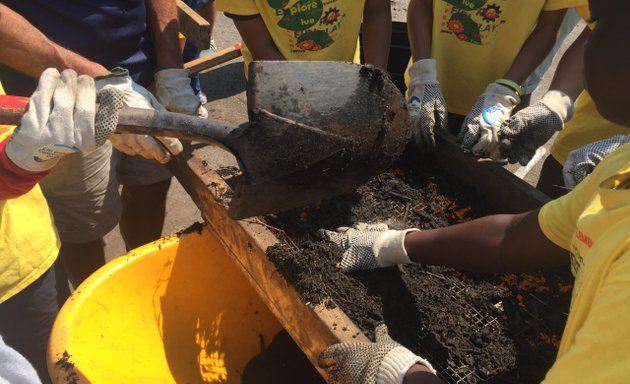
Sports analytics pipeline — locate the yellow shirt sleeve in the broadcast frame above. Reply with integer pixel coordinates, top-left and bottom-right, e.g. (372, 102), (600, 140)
(538, 176), (593, 251)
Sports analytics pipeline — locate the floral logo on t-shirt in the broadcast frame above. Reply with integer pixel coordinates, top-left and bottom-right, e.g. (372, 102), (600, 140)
(270, 0), (346, 52)
(440, 0), (507, 45)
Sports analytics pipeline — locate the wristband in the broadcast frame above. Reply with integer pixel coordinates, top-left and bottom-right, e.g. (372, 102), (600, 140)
(495, 78), (522, 96)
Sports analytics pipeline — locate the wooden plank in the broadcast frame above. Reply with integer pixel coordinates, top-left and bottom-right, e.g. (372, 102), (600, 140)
(176, 0), (211, 50)
(166, 150), (368, 382)
(184, 43), (242, 73)
(435, 133), (551, 212)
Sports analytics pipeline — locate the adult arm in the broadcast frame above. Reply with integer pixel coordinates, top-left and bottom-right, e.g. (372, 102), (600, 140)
(502, 9), (567, 85)
(407, 0), (433, 61)
(0, 4), (109, 78)
(231, 16), (285, 61)
(405, 209), (569, 273)
(362, 0), (391, 69)
(547, 26), (590, 101)
(146, 0), (185, 68)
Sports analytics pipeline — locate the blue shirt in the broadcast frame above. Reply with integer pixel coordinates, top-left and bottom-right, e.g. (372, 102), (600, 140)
(0, 0), (157, 95)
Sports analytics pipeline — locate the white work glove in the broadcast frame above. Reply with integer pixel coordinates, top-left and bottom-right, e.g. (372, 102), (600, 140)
(6, 68), (120, 172)
(95, 67), (182, 164)
(154, 68), (208, 118)
(499, 90), (574, 166)
(562, 134), (630, 188)
(319, 324), (435, 384)
(458, 83), (520, 159)
(319, 223), (419, 273)
(406, 59), (447, 152)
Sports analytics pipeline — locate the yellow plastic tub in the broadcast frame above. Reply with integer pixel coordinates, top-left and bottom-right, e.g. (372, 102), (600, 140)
(47, 225), (284, 383)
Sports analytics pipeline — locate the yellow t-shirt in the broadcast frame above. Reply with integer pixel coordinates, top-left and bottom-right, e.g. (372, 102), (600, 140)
(538, 143), (630, 383)
(551, 91), (628, 165)
(216, 0), (362, 75)
(405, 0), (584, 115)
(0, 125), (59, 304)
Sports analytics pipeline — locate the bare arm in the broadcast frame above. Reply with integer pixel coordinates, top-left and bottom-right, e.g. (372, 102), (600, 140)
(362, 0), (391, 69)
(0, 4), (109, 78)
(407, 0), (433, 61)
(233, 16), (285, 61)
(405, 209), (569, 273)
(146, 0), (185, 68)
(503, 10), (567, 85)
(548, 26), (590, 101)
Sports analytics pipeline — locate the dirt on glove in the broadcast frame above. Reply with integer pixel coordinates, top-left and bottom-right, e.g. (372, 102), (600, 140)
(264, 148), (572, 384)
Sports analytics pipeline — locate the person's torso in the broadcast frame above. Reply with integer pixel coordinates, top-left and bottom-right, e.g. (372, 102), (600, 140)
(555, 143), (630, 356)
(0, 126), (59, 304)
(0, 0), (157, 95)
(429, 0), (550, 114)
(239, 0), (364, 73)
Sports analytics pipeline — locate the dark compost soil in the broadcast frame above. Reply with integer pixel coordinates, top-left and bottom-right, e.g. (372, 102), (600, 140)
(263, 149), (573, 384)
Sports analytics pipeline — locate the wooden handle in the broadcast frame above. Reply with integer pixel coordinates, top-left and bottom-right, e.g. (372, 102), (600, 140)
(0, 95), (29, 125)
(184, 43), (242, 74)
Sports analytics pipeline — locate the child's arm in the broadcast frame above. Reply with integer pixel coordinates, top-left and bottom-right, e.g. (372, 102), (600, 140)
(231, 16), (285, 61)
(362, 0), (392, 70)
(405, 210), (569, 273)
(459, 9), (568, 158)
(502, 10), (568, 85)
(407, 0), (433, 61)
(321, 209), (569, 274)
(500, 27), (590, 166)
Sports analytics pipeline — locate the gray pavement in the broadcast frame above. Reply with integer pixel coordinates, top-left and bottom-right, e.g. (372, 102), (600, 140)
(105, 7), (585, 261)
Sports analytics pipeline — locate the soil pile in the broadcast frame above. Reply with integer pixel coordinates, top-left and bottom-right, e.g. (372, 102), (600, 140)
(264, 150), (572, 384)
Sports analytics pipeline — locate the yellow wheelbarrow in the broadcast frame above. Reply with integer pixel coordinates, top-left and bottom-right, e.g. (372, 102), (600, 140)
(47, 225), (318, 383)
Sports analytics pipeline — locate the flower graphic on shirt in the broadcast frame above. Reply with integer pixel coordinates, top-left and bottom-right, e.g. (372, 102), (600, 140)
(440, 0), (508, 45)
(297, 30), (333, 51)
(447, 12), (481, 44)
(321, 7), (340, 25)
(479, 3), (501, 22)
(447, 19), (465, 33)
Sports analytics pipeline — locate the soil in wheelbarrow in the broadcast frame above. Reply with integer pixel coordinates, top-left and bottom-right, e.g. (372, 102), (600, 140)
(263, 148), (573, 384)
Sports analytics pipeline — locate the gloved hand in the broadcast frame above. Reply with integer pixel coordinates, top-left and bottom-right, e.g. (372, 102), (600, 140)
(319, 223), (419, 272)
(95, 67), (183, 164)
(6, 68), (120, 172)
(499, 90), (574, 166)
(562, 134), (630, 188)
(458, 82), (520, 159)
(406, 59), (447, 152)
(154, 68), (208, 118)
(319, 324), (435, 384)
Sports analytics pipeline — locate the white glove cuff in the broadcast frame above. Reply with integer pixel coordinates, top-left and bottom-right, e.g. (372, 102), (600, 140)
(373, 229), (419, 267)
(540, 90), (574, 123)
(485, 83), (519, 100)
(409, 59), (438, 86)
(154, 68), (191, 82)
(377, 346), (436, 384)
